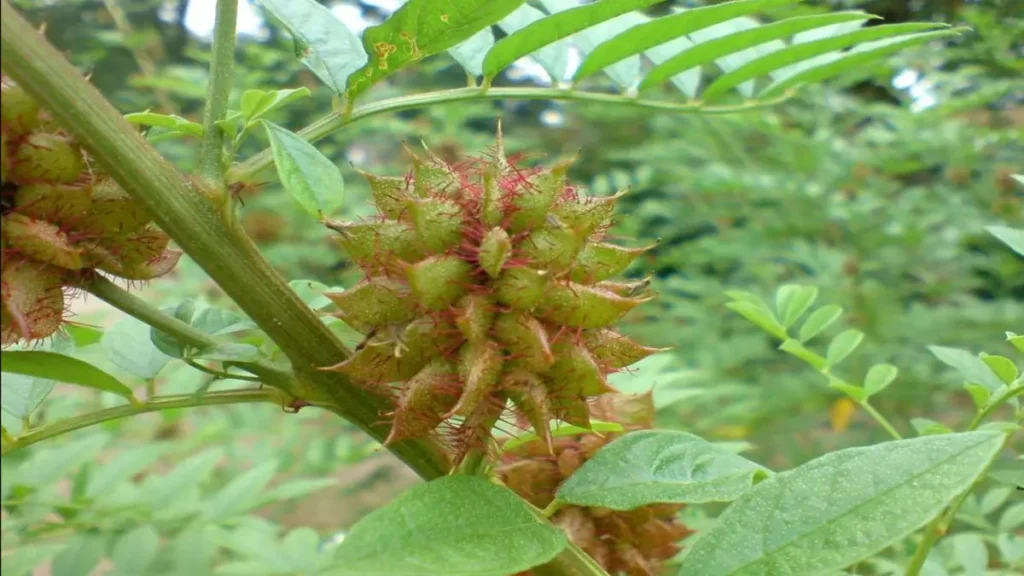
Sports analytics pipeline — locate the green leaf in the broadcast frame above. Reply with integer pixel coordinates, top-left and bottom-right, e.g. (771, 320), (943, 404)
(640, 12), (874, 93)
(678, 431), (1006, 576)
(448, 27), (495, 77)
(240, 87), (311, 122)
(725, 301), (787, 340)
(263, 121), (345, 218)
(574, 0), (800, 84)
(535, 0), (640, 90)
(799, 304), (843, 343)
(0, 372), (54, 419)
(496, 4), (573, 82)
(328, 475), (567, 576)
(104, 317), (172, 379)
(555, 430), (769, 510)
(482, 0), (664, 81)
(257, 0), (367, 93)
(759, 28), (965, 99)
(1007, 332), (1024, 353)
(349, 0), (528, 98)
(986, 225), (1024, 256)
(502, 420), (625, 452)
(702, 21), (948, 101)
(151, 299), (196, 358)
(257, 477), (338, 507)
(16, 434), (110, 488)
(289, 279), (334, 310)
(979, 486), (1013, 515)
(775, 285), (819, 328)
(0, 351), (135, 401)
(86, 444), (166, 499)
(979, 353), (1018, 385)
(172, 526), (219, 576)
(64, 325), (104, 348)
(929, 346), (1006, 392)
(988, 460), (1024, 490)
(52, 534), (106, 576)
(143, 448), (225, 509)
(201, 460), (279, 521)
(192, 307), (254, 335)
(953, 533), (988, 576)
(964, 383), (992, 411)
(1000, 502), (1024, 532)
(825, 329), (864, 368)
(124, 112), (203, 136)
(863, 363), (898, 397)
(911, 418), (953, 436)
(0, 544), (66, 576)
(112, 526), (160, 574)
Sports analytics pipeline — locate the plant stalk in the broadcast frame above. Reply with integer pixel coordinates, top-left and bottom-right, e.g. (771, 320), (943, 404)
(0, 0), (450, 479)
(227, 87), (794, 184)
(81, 274), (294, 390)
(197, 0), (238, 184)
(1, 390), (280, 455)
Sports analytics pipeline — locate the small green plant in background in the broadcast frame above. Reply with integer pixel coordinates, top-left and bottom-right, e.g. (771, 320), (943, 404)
(0, 0), (1019, 575)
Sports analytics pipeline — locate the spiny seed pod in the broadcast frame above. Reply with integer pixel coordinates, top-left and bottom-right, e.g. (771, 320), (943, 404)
(0, 73), (180, 346)
(323, 127), (664, 461)
(501, 393), (693, 576)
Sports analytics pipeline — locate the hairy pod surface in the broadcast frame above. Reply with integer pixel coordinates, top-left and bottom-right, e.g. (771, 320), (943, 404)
(324, 127), (659, 463)
(0, 74), (179, 345)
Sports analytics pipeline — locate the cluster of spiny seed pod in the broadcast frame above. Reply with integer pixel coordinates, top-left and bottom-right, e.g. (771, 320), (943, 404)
(1, 74), (180, 345)
(324, 128), (663, 459)
(502, 392), (693, 576)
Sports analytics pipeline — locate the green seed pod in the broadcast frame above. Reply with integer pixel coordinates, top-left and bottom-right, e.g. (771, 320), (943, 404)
(450, 339), (504, 417)
(327, 219), (424, 272)
(454, 293), (495, 343)
(2, 212), (83, 270)
(0, 256), (65, 345)
(569, 242), (651, 284)
(83, 178), (152, 235)
(8, 132), (84, 185)
(405, 254), (472, 310)
(582, 329), (667, 369)
(537, 282), (650, 329)
(408, 196), (464, 253)
(326, 129), (657, 463)
(0, 77), (41, 137)
(478, 227), (511, 278)
(326, 278), (418, 334)
(493, 312), (553, 373)
(14, 181), (92, 226)
(386, 358), (460, 445)
(520, 221), (583, 272)
(494, 267), (549, 310)
(550, 340), (611, 396)
(358, 169), (410, 219)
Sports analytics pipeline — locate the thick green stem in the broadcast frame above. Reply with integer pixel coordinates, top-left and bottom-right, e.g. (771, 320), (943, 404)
(197, 0), (237, 183)
(967, 381), (1023, 430)
(227, 86), (794, 184)
(1, 390), (280, 455)
(0, 0), (450, 479)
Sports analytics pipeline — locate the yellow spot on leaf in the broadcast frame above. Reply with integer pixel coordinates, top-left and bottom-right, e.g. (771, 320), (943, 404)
(830, 397), (857, 433)
(440, 14), (450, 23)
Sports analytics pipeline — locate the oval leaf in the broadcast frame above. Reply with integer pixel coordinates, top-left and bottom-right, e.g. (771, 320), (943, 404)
(799, 304), (843, 343)
(863, 363), (898, 397)
(726, 301), (787, 340)
(257, 0), (368, 93)
(328, 475), (567, 575)
(986, 225), (1024, 257)
(776, 284), (819, 328)
(679, 431), (1006, 576)
(1, 351), (135, 401)
(263, 121), (344, 217)
(482, 0), (664, 80)
(825, 329), (864, 368)
(929, 345), (1006, 392)
(556, 430), (770, 510)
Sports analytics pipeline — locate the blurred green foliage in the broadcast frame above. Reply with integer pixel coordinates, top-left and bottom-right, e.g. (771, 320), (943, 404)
(1, 0), (1021, 574)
